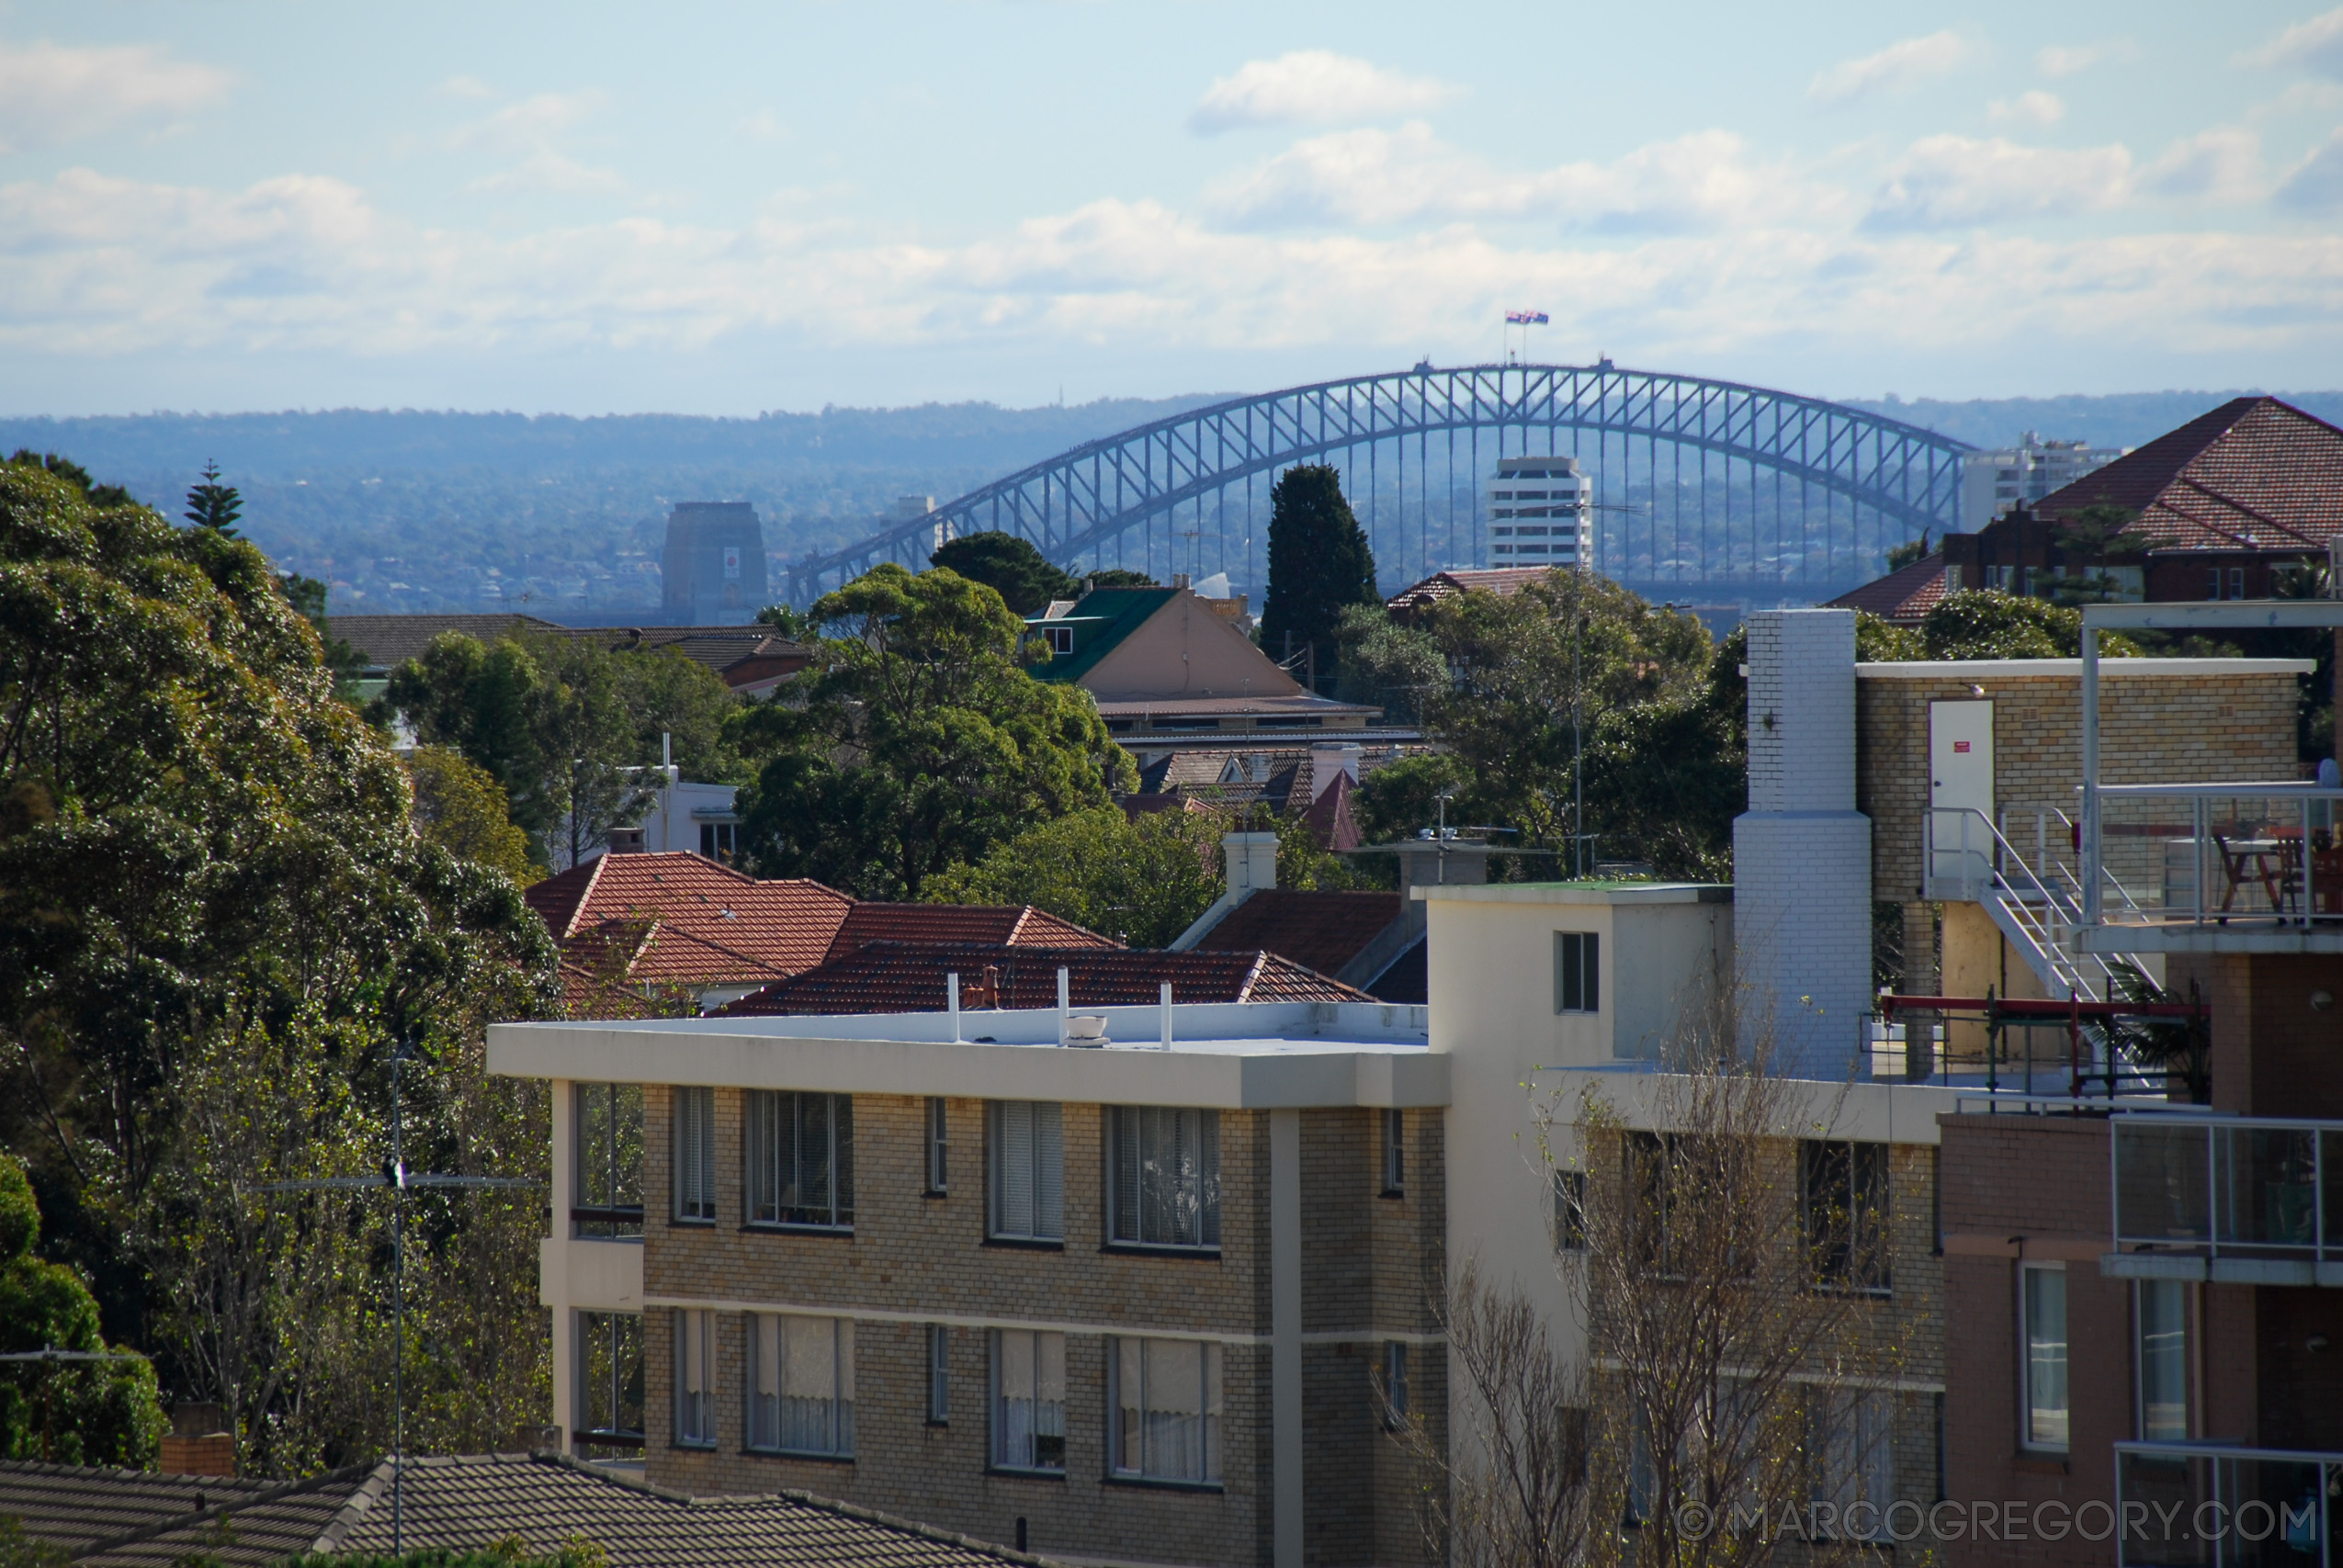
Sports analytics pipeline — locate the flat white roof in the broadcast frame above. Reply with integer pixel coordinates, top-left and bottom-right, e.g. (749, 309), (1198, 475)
(1855, 658), (2314, 680)
(487, 1000), (1445, 1109)
(1417, 881), (1730, 906)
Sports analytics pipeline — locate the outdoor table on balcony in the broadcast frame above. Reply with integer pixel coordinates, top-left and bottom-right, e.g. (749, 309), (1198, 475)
(2213, 836), (2288, 916)
(2264, 828), (2343, 917)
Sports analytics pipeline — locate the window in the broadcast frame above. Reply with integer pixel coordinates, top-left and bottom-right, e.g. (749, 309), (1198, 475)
(2022, 1263), (2068, 1450)
(1809, 1391), (1894, 1538)
(1554, 931), (1599, 1014)
(1044, 626), (1074, 656)
(1108, 1106), (1220, 1249)
(746, 1090), (853, 1229)
(1381, 1109), (1405, 1196)
(697, 821), (737, 861)
(928, 1325), (951, 1425)
(2136, 1280), (2189, 1441)
(926, 1098), (949, 1195)
(991, 1329), (1066, 1472)
(577, 1310), (644, 1450)
(674, 1087), (715, 1223)
(1801, 1140), (1889, 1292)
(746, 1314), (855, 1457)
(674, 1308), (715, 1447)
(989, 1101), (1064, 1242)
(1553, 1168), (1587, 1252)
(1382, 1341), (1409, 1427)
(2231, 567), (2247, 600)
(1109, 1337), (1221, 1483)
(573, 1083), (643, 1238)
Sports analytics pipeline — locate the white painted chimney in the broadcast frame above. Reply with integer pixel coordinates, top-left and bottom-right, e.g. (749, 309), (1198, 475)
(1223, 831), (1279, 897)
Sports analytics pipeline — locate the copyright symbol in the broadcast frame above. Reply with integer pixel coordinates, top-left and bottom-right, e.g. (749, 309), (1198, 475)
(1674, 1501), (1715, 1540)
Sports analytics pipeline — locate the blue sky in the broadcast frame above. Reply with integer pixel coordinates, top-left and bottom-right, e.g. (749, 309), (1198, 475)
(3, 0), (2340, 415)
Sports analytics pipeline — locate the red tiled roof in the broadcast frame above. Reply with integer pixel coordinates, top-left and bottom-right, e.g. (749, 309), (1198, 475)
(1188, 888), (1401, 977)
(714, 941), (1368, 1016)
(2036, 396), (2343, 553)
(1385, 567), (1556, 615)
(1824, 552), (1950, 625)
(825, 903), (1118, 963)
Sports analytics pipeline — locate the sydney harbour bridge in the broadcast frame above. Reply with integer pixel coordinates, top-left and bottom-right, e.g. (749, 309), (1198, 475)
(784, 363), (1973, 609)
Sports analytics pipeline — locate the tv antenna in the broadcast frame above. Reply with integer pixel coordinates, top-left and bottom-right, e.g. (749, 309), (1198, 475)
(263, 1041), (538, 1553)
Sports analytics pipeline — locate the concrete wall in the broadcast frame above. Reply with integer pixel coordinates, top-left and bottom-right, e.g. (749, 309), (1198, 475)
(1083, 589), (1304, 702)
(661, 502), (769, 625)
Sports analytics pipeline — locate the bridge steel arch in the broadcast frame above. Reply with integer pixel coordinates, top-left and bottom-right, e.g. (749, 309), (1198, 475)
(786, 364), (1973, 606)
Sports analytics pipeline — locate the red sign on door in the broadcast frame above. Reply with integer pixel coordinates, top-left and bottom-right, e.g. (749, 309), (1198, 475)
(1952, 740), (1971, 752)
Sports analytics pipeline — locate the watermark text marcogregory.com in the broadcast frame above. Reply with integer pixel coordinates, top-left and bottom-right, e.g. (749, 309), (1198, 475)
(1667, 1496), (2319, 1546)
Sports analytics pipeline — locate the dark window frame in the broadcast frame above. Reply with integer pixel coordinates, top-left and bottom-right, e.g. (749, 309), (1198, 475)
(1106, 1105), (1221, 1252)
(745, 1089), (855, 1232)
(1380, 1108), (1406, 1197)
(1554, 931), (1600, 1015)
(572, 1082), (644, 1239)
(673, 1085), (716, 1224)
(1800, 1139), (1891, 1294)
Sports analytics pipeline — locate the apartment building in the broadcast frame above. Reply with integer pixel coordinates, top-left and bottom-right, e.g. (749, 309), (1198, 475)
(492, 1000), (1446, 1568)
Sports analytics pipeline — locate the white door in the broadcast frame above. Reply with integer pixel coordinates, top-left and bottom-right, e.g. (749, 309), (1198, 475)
(1929, 701), (1995, 889)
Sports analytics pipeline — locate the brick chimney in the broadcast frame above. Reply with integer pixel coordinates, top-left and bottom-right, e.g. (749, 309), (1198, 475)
(159, 1404), (234, 1477)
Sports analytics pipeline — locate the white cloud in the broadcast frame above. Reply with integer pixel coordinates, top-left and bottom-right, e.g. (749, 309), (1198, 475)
(2276, 127), (2343, 209)
(2239, 6), (2343, 78)
(1189, 51), (1456, 134)
(439, 75), (495, 100)
(1207, 124), (1829, 234)
(2034, 39), (2137, 77)
(1865, 135), (2132, 229)
(466, 152), (628, 196)
(0, 36), (232, 153)
(2142, 128), (2265, 201)
(1987, 90), (2066, 127)
(1807, 31), (1973, 107)
(445, 89), (609, 154)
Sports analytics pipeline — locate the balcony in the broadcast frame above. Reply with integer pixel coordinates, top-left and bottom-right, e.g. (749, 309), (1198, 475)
(2116, 1442), (2336, 1567)
(2105, 1112), (2343, 1286)
(2077, 784), (2343, 953)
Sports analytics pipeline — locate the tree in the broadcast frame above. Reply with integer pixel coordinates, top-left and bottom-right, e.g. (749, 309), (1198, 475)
(1082, 568), (1158, 590)
(184, 461), (243, 538)
(6, 451), (130, 510)
(928, 531), (1078, 615)
(406, 747), (539, 886)
(1883, 533), (1931, 571)
(0, 1154), (162, 1466)
(924, 807), (1221, 947)
(730, 564), (1134, 900)
(1913, 589), (2141, 660)
(0, 455), (558, 1476)
(1259, 466), (1378, 691)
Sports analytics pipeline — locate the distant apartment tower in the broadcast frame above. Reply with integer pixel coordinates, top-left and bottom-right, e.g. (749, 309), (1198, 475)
(661, 502), (768, 625)
(1486, 455), (1592, 570)
(1958, 432), (2122, 532)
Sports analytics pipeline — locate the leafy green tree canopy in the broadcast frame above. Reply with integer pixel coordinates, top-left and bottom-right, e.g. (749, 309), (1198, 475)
(183, 460), (243, 538)
(928, 530), (1078, 615)
(1912, 589), (2141, 660)
(925, 806), (1221, 947)
(0, 1154), (162, 1467)
(6, 451), (131, 511)
(1258, 465), (1377, 689)
(730, 564), (1134, 900)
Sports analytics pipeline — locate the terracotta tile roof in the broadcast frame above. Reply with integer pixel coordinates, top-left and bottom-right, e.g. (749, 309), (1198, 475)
(1824, 552), (1950, 625)
(572, 626), (813, 690)
(7, 1453), (1036, 1568)
(526, 852), (853, 979)
(715, 941), (1368, 1016)
(326, 614), (567, 671)
(2035, 396), (2343, 553)
(1385, 568), (1556, 618)
(1188, 888), (1402, 978)
(826, 903), (1118, 963)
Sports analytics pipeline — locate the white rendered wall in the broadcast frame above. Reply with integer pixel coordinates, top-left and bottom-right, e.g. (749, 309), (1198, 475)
(1735, 610), (1873, 1077)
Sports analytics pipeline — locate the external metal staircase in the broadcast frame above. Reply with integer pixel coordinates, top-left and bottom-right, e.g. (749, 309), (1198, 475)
(1924, 807), (2154, 1002)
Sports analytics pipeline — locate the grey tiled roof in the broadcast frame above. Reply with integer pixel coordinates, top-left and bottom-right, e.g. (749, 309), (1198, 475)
(5, 1453), (1042, 1568)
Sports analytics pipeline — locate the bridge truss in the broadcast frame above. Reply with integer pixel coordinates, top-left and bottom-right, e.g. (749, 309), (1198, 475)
(786, 364), (1973, 607)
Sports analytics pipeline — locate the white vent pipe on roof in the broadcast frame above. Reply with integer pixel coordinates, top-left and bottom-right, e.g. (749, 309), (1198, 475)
(1057, 966), (1070, 1045)
(947, 972), (961, 1043)
(1160, 982), (1173, 1050)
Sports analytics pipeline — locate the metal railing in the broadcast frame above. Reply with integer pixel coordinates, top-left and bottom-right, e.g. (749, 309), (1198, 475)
(2116, 1442), (2335, 1567)
(1923, 806), (2130, 998)
(2088, 784), (2343, 931)
(2111, 1112), (2343, 1263)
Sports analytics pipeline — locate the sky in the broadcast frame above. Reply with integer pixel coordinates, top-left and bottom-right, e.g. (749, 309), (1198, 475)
(3, 1), (2341, 417)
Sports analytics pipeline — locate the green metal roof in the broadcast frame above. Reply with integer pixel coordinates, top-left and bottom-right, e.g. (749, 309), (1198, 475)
(1024, 587), (1179, 683)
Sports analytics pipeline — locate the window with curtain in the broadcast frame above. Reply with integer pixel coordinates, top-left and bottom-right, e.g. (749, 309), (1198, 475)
(577, 1311), (643, 1450)
(2136, 1279), (2189, 1441)
(2023, 1263), (2068, 1450)
(1108, 1106), (1219, 1249)
(674, 1087), (715, 1223)
(746, 1090), (854, 1229)
(573, 1082), (643, 1238)
(674, 1308), (714, 1447)
(927, 1097), (949, 1195)
(989, 1101), (1064, 1242)
(1109, 1337), (1222, 1483)
(991, 1329), (1066, 1472)
(1808, 1390), (1895, 1538)
(745, 1314), (855, 1457)
(928, 1325), (950, 1425)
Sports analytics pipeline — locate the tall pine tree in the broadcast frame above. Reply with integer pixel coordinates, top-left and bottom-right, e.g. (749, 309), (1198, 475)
(1258, 464), (1378, 694)
(183, 460), (243, 537)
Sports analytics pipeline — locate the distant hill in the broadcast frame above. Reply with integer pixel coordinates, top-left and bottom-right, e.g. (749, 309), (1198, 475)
(7, 388), (2336, 615)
